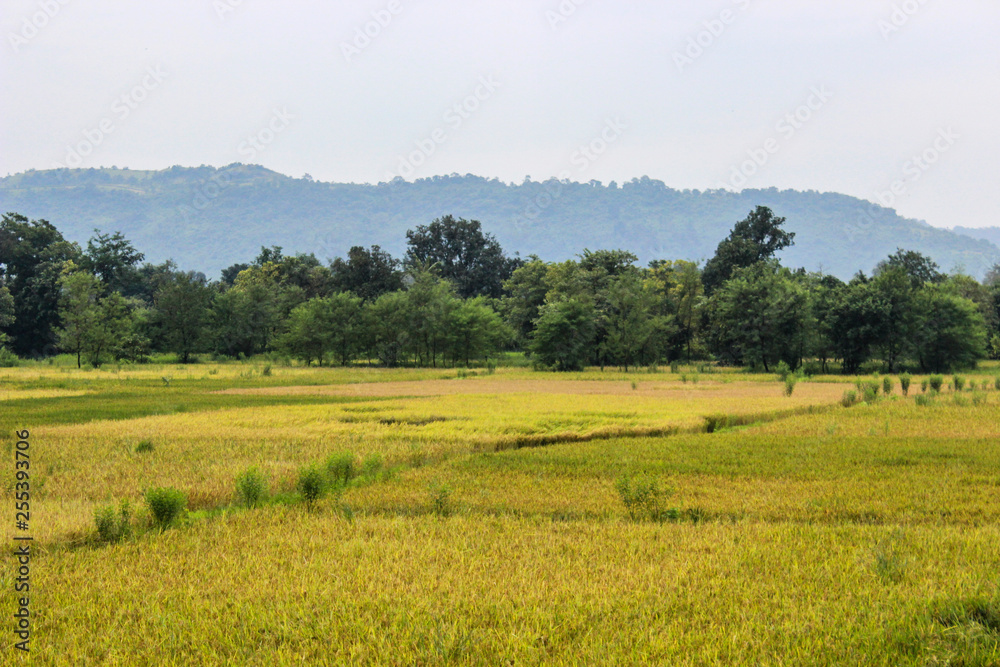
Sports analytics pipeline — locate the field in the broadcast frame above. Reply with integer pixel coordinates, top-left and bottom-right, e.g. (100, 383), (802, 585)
(3, 360), (1000, 665)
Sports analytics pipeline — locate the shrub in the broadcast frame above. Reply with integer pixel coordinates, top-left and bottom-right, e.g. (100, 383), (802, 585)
(915, 394), (934, 407)
(144, 487), (186, 528)
(134, 439), (154, 454)
(921, 379), (929, 393)
(882, 377), (893, 396)
(362, 453), (384, 478)
(297, 465), (327, 504)
(841, 390), (858, 408)
(0, 346), (19, 367)
(899, 374), (911, 396)
(616, 475), (666, 521)
(669, 361), (680, 374)
(261, 363), (272, 376)
(776, 361), (791, 381)
(94, 500), (131, 543)
(929, 375), (944, 393)
(862, 384), (879, 404)
(325, 451), (357, 487)
(953, 375), (966, 392)
(235, 468), (268, 508)
(953, 394), (969, 407)
(971, 391), (987, 406)
(680, 373), (688, 384)
(784, 377), (796, 397)
(430, 482), (452, 518)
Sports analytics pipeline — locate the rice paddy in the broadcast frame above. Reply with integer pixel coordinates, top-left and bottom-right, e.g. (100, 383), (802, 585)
(2, 360), (1000, 665)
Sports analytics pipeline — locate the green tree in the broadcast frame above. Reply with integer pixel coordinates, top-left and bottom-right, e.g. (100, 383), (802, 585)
(601, 272), (657, 371)
(330, 245), (403, 301)
(707, 262), (811, 372)
(280, 298), (332, 366)
(405, 215), (520, 299)
(327, 292), (365, 366)
(874, 248), (944, 288)
(701, 206), (795, 295)
(55, 263), (100, 368)
(501, 257), (549, 347)
(912, 285), (987, 372)
(0, 213), (82, 357)
(529, 299), (596, 371)
(81, 230), (145, 296)
(448, 297), (510, 366)
(152, 272), (214, 363)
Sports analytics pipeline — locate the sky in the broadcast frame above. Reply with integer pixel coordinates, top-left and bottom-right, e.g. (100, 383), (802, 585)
(2, 0), (998, 229)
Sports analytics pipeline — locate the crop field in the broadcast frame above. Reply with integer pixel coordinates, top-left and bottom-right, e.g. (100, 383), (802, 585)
(3, 361), (1000, 665)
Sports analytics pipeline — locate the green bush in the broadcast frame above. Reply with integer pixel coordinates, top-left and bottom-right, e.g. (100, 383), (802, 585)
(134, 439), (154, 454)
(882, 377), (894, 396)
(841, 390), (858, 408)
(953, 375), (966, 392)
(862, 385), (879, 404)
(235, 467), (268, 508)
(776, 361), (791, 382)
(915, 394), (934, 407)
(616, 475), (667, 521)
(297, 465), (327, 504)
(899, 374), (911, 397)
(325, 452), (357, 487)
(0, 346), (19, 367)
(971, 391), (987, 406)
(783, 377), (796, 397)
(929, 375), (944, 393)
(144, 487), (186, 528)
(920, 379), (929, 393)
(94, 500), (131, 543)
(362, 453), (384, 478)
(430, 482), (452, 518)
(669, 361), (680, 374)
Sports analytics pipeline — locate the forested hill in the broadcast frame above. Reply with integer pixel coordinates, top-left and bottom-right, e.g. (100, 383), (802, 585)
(2, 165), (997, 280)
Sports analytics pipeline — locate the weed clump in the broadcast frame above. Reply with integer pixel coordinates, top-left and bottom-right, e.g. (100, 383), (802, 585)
(920, 379), (929, 393)
(94, 500), (131, 543)
(929, 375), (944, 393)
(899, 373), (911, 396)
(915, 394), (934, 407)
(841, 390), (859, 408)
(325, 451), (357, 487)
(144, 487), (186, 528)
(953, 375), (966, 392)
(995, 376), (1000, 391)
(297, 465), (327, 504)
(430, 482), (453, 518)
(616, 475), (668, 521)
(776, 361), (792, 382)
(235, 467), (268, 508)
(882, 377), (894, 396)
(134, 439), (154, 454)
(784, 376), (797, 397)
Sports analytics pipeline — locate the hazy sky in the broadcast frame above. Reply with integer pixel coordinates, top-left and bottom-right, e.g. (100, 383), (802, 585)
(3, 0), (998, 229)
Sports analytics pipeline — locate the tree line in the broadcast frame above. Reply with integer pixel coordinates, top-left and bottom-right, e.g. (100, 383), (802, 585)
(1, 208), (998, 373)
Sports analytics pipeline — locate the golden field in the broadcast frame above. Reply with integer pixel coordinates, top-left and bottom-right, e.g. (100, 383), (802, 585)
(1, 360), (999, 665)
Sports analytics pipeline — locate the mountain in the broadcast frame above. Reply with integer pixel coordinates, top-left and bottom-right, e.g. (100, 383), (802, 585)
(2, 165), (997, 280)
(954, 226), (1000, 249)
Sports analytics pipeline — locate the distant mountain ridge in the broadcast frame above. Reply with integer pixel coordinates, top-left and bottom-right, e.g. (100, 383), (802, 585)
(1, 165), (997, 280)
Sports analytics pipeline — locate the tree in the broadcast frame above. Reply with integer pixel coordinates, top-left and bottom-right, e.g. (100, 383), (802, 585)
(874, 248), (944, 288)
(702, 206), (794, 294)
(327, 292), (365, 366)
(911, 286), (986, 372)
(828, 279), (887, 375)
(0, 213), (82, 357)
(501, 257), (549, 346)
(152, 272), (214, 363)
(330, 245), (403, 301)
(448, 298), (510, 366)
(80, 230), (145, 296)
(0, 285), (13, 350)
(529, 299), (596, 371)
(280, 298), (332, 366)
(707, 262), (812, 372)
(55, 263), (100, 368)
(405, 215), (520, 299)
(869, 266), (916, 372)
(601, 272), (657, 371)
